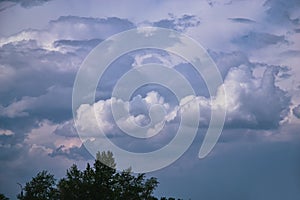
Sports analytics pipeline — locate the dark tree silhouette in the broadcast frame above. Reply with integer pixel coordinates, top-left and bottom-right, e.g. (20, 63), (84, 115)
(58, 151), (159, 200)
(0, 193), (9, 200)
(17, 170), (59, 200)
(17, 151), (175, 200)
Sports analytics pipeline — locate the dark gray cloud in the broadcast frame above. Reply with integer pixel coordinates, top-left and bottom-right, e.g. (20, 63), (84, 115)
(49, 16), (135, 40)
(0, 16), (136, 136)
(232, 31), (287, 49)
(53, 120), (78, 137)
(0, 1), (15, 11)
(0, 18), (142, 198)
(208, 50), (251, 78)
(0, 40), (79, 106)
(49, 144), (93, 160)
(0, 16), (135, 51)
(0, 0), (52, 11)
(0, 86), (73, 122)
(293, 105), (300, 118)
(0, 40), (78, 136)
(228, 17), (256, 24)
(153, 14), (200, 31)
(0, 0), (52, 8)
(279, 50), (300, 57)
(0, 17), (139, 182)
(263, 0), (300, 26)
(53, 38), (102, 49)
(0, 141), (82, 200)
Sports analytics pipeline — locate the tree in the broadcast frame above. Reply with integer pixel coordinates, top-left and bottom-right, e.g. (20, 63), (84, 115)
(93, 151), (116, 199)
(0, 194), (9, 200)
(114, 169), (158, 200)
(17, 170), (59, 200)
(58, 164), (85, 200)
(96, 151), (116, 169)
(59, 151), (159, 200)
(18, 151), (174, 199)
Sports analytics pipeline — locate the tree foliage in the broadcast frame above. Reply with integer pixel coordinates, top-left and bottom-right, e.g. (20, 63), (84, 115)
(17, 151), (166, 200)
(0, 194), (9, 200)
(17, 170), (59, 200)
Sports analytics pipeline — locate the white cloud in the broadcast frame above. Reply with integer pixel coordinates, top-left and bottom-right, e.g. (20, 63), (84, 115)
(0, 129), (14, 136)
(75, 91), (173, 139)
(74, 63), (290, 146)
(131, 51), (186, 68)
(0, 96), (35, 117)
(25, 120), (84, 159)
(178, 64), (289, 128)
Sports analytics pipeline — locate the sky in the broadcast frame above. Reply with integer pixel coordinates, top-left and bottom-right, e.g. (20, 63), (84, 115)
(0, 0), (300, 199)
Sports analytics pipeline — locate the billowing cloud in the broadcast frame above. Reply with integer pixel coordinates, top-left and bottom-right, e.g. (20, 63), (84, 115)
(75, 91), (172, 139)
(220, 64), (290, 128)
(73, 62), (290, 144)
(178, 64), (290, 129)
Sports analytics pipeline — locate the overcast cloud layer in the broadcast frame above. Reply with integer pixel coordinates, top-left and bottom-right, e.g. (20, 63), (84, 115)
(0, 0), (300, 199)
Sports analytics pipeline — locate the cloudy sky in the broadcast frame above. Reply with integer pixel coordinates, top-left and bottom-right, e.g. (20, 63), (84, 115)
(0, 0), (300, 199)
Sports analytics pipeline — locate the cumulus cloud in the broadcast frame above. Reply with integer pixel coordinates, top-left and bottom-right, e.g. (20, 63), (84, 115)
(217, 65), (289, 128)
(75, 91), (172, 139)
(177, 64), (290, 129)
(69, 91), (182, 154)
(0, 12), (294, 163)
(74, 63), (290, 144)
